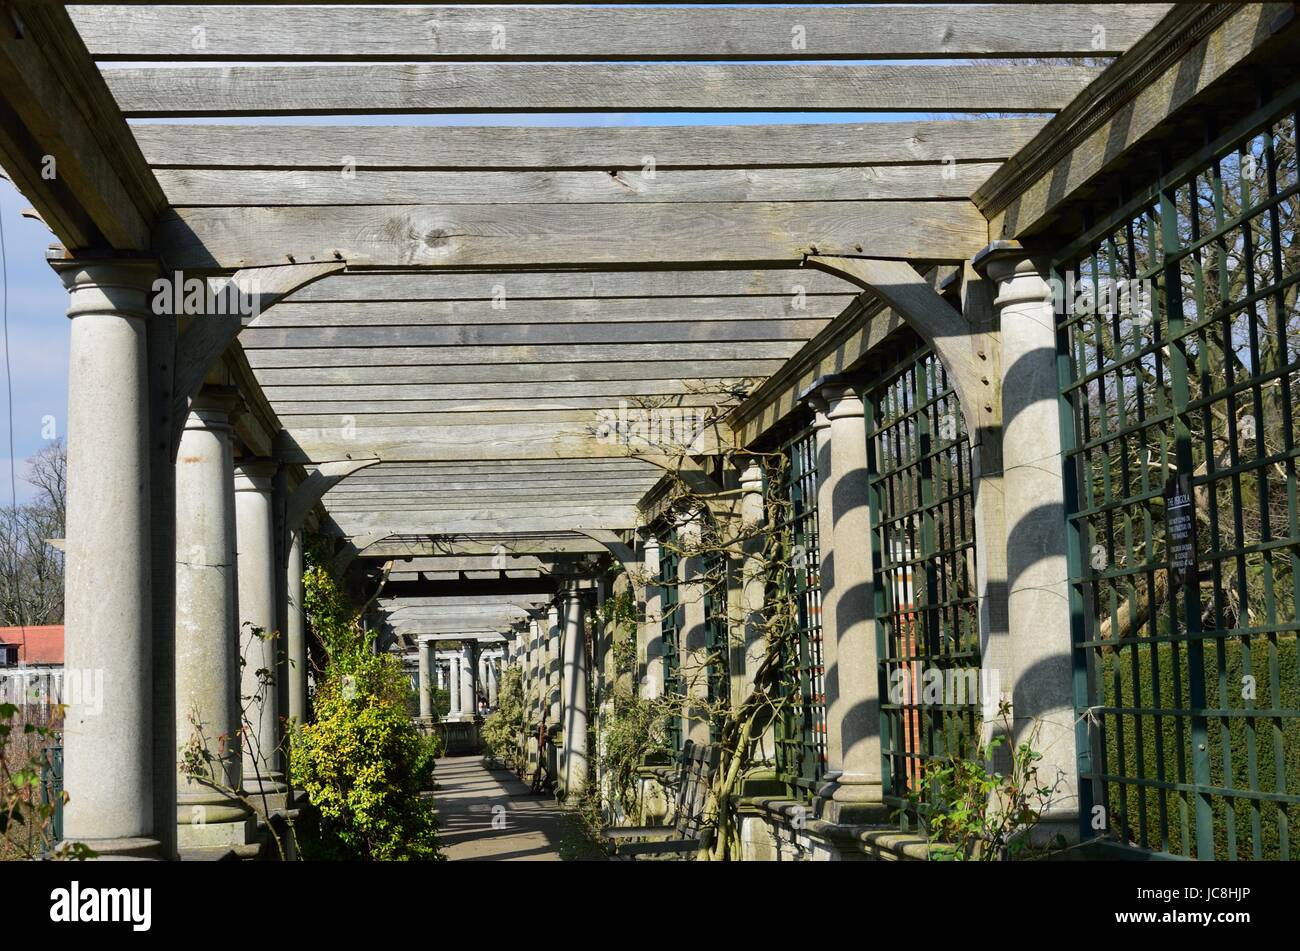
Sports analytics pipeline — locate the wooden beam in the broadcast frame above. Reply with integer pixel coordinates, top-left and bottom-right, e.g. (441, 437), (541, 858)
(133, 118), (1047, 171)
(262, 379), (760, 403)
(155, 200), (989, 270)
(285, 457), (380, 530)
(980, 3), (1295, 238)
(104, 63), (1103, 116)
(279, 419), (730, 463)
(252, 360), (785, 385)
(331, 511), (640, 535)
(73, 5), (1167, 60)
(0, 2), (162, 249)
(252, 295), (853, 327)
(241, 319), (829, 350)
(245, 342), (803, 369)
(360, 537), (607, 558)
(283, 269), (856, 302)
(155, 164), (999, 206)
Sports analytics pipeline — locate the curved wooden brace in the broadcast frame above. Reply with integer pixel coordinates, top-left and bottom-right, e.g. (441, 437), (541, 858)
(286, 456), (381, 532)
(804, 256), (995, 438)
(170, 260), (346, 455)
(331, 531), (392, 577)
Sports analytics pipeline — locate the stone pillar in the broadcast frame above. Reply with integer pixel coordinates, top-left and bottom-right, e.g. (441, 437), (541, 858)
(174, 387), (254, 848)
(448, 651), (462, 717)
(639, 536), (663, 699)
(547, 605), (562, 726)
(234, 460), (287, 804)
(810, 377), (888, 824)
(676, 511), (711, 745)
(56, 258), (160, 857)
(418, 639), (433, 720)
(980, 249), (1078, 836)
(559, 587), (590, 797)
(285, 529), (308, 728)
(736, 458), (774, 760)
(485, 654), (499, 707)
(460, 643), (476, 718)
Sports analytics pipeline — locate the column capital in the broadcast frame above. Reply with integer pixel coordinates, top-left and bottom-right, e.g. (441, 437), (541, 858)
(185, 384), (244, 434)
(734, 453), (766, 490)
(798, 372), (865, 422)
(971, 239), (1053, 284)
(51, 256), (160, 320)
(233, 458), (279, 492)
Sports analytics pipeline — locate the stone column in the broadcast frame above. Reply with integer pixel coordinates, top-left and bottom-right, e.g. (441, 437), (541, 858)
(234, 460), (287, 805)
(547, 605), (562, 726)
(676, 510), (711, 745)
(174, 387), (254, 848)
(448, 651), (462, 717)
(418, 638), (433, 720)
(979, 249), (1078, 837)
(56, 258), (160, 857)
(639, 536), (663, 699)
(460, 643), (476, 718)
(285, 529), (308, 729)
(485, 654), (499, 707)
(559, 587), (590, 796)
(736, 458), (775, 761)
(810, 377), (888, 824)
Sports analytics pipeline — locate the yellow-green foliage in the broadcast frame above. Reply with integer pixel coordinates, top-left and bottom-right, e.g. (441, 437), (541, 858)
(291, 652), (443, 861)
(480, 666), (524, 770)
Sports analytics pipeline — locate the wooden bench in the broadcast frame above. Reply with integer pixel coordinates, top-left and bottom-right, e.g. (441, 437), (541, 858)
(603, 740), (721, 860)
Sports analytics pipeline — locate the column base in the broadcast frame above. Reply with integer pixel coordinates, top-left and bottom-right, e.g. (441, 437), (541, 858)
(241, 774), (289, 816)
(60, 836), (164, 860)
(814, 773), (892, 825)
(177, 790), (257, 849)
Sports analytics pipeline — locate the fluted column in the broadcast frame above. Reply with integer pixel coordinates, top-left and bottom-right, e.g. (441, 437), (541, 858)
(980, 249), (1078, 837)
(235, 460), (286, 804)
(174, 387), (253, 848)
(55, 258), (160, 857)
(559, 587), (590, 797)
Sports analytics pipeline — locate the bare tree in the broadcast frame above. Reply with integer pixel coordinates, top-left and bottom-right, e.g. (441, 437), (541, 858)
(0, 441), (66, 626)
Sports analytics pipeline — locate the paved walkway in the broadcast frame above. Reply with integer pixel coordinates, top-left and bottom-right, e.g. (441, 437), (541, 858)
(434, 755), (577, 861)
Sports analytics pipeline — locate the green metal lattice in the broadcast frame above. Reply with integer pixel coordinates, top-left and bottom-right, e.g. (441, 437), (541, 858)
(659, 526), (684, 752)
(867, 344), (981, 815)
(1058, 87), (1300, 860)
(770, 421), (827, 796)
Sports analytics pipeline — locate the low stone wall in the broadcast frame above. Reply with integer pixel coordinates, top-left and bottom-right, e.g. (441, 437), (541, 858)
(735, 796), (929, 861)
(417, 718), (481, 756)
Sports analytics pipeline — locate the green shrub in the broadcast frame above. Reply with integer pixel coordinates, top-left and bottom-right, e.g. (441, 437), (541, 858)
(291, 652), (444, 861)
(481, 666), (524, 770)
(1097, 634), (1299, 859)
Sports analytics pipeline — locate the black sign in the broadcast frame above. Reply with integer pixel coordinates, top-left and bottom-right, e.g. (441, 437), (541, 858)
(1165, 474), (1197, 574)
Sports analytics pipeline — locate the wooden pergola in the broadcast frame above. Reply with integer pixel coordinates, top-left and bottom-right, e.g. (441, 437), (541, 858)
(5, 2), (1296, 860)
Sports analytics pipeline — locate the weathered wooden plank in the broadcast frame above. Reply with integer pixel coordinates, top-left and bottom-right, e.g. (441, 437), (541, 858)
(329, 512), (641, 535)
(156, 200), (988, 269)
(73, 5), (1167, 60)
(105, 63), (1103, 116)
(983, 3), (1297, 239)
(281, 409), (728, 429)
(155, 164), (999, 206)
(279, 420), (729, 462)
(273, 396), (730, 415)
(264, 379), (756, 402)
(0, 4), (162, 249)
(133, 119), (1047, 170)
(255, 296), (851, 327)
(245, 341), (802, 368)
(253, 361), (782, 385)
(329, 489), (645, 507)
(240, 319), (828, 349)
(358, 537), (607, 558)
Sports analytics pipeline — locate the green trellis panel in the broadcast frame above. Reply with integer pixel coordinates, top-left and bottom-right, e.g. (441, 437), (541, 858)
(1057, 86), (1300, 860)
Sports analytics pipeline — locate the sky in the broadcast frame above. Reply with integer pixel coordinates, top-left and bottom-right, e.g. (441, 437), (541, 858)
(0, 177), (69, 505)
